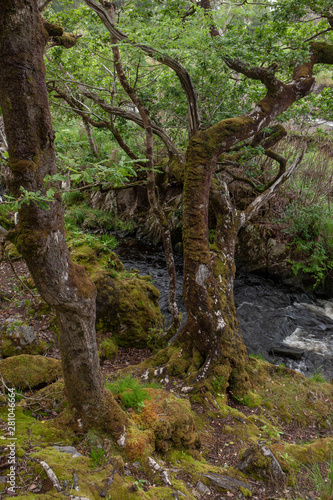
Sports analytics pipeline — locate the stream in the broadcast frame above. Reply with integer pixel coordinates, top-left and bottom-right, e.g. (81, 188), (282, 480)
(115, 237), (333, 380)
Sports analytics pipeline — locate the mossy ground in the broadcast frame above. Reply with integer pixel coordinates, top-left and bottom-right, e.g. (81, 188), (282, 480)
(1, 352), (332, 499)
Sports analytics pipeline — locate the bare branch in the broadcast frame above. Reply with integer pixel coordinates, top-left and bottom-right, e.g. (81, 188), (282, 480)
(243, 146), (307, 225)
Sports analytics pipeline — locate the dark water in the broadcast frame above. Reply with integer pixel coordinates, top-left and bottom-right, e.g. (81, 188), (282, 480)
(115, 237), (333, 379)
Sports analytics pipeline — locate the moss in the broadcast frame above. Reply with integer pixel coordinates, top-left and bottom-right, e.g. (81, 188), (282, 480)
(99, 337), (118, 363)
(131, 388), (200, 453)
(273, 437), (333, 466)
(95, 274), (164, 348)
(0, 355), (62, 390)
(240, 486), (252, 497)
(43, 21), (63, 37)
(125, 426), (155, 461)
(1, 338), (47, 358)
(9, 158), (36, 173)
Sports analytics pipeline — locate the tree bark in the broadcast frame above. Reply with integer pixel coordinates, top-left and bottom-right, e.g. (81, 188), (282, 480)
(177, 42), (333, 394)
(0, 0), (126, 433)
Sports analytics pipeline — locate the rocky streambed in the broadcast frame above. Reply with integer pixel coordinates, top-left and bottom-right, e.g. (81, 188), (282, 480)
(115, 237), (333, 380)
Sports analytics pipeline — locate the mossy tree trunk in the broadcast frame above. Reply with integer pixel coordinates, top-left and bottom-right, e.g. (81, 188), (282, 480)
(177, 43), (333, 393)
(0, 0), (126, 434)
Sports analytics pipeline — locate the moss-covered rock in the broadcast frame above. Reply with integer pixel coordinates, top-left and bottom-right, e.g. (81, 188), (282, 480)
(0, 355), (62, 389)
(95, 274), (164, 347)
(1, 318), (47, 358)
(99, 337), (118, 363)
(131, 388), (200, 454)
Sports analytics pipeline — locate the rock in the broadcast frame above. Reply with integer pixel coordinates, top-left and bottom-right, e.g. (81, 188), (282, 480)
(95, 274), (164, 348)
(237, 444), (286, 485)
(195, 480), (211, 495)
(0, 355), (62, 390)
(201, 472), (251, 493)
(269, 345), (304, 360)
(1, 318), (46, 358)
(53, 446), (82, 458)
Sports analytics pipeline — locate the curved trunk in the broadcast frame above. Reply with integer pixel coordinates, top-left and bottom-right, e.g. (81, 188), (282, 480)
(178, 135), (249, 393)
(0, 0), (126, 433)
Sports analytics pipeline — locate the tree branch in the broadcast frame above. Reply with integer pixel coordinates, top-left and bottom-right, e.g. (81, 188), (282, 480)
(242, 145), (307, 225)
(83, 0), (200, 137)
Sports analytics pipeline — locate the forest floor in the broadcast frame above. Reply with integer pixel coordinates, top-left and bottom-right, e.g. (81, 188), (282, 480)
(0, 258), (332, 500)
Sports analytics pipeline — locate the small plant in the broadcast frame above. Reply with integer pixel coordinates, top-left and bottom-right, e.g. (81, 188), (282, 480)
(106, 376), (149, 411)
(306, 459), (333, 500)
(309, 369), (326, 383)
(90, 446), (106, 467)
(249, 353), (266, 361)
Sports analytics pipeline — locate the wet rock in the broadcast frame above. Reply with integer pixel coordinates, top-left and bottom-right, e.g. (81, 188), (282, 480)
(201, 472), (251, 493)
(269, 345), (304, 360)
(237, 444), (286, 485)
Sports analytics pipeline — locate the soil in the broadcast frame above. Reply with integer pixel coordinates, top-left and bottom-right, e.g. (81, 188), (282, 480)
(0, 258), (332, 500)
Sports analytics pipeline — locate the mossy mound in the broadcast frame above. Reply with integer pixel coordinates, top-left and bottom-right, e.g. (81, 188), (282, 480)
(95, 274), (164, 347)
(69, 236), (164, 347)
(0, 355), (62, 389)
(69, 243), (124, 282)
(130, 388), (200, 454)
(99, 337), (118, 363)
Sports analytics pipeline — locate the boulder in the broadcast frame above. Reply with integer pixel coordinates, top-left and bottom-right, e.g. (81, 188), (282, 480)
(237, 444), (286, 486)
(0, 354), (62, 390)
(95, 274), (164, 347)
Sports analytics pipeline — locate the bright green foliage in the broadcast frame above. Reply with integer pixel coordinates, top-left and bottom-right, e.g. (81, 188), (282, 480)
(106, 376), (150, 411)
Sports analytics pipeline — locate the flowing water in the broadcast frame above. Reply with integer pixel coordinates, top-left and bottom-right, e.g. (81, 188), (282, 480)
(115, 237), (333, 380)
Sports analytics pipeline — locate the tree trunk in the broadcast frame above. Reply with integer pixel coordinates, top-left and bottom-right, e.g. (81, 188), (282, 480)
(176, 136), (250, 394)
(0, 0), (126, 433)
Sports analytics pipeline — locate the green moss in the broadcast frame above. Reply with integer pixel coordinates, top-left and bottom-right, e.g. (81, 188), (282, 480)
(99, 337), (118, 362)
(1, 338), (47, 358)
(95, 274), (164, 348)
(240, 486), (252, 497)
(131, 389), (200, 453)
(0, 355), (62, 390)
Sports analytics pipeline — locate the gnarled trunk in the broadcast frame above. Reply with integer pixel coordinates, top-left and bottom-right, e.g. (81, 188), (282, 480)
(0, 0), (126, 433)
(177, 136), (249, 394)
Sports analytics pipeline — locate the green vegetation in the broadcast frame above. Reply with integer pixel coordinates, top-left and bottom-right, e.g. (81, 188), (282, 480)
(106, 375), (150, 411)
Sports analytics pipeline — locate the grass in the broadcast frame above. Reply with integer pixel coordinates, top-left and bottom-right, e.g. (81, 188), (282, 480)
(106, 376), (150, 411)
(306, 458), (333, 499)
(309, 369), (327, 383)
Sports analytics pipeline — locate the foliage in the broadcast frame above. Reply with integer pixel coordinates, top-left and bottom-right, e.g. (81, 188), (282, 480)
(106, 376), (150, 411)
(282, 203), (333, 287)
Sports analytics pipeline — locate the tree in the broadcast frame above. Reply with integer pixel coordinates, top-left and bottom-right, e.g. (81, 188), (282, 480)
(45, 0), (333, 395)
(0, 0), (126, 434)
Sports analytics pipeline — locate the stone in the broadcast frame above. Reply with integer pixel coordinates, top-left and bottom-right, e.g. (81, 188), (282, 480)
(53, 446), (82, 458)
(195, 480), (211, 495)
(95, 274), (164, 347)
(237, 444), (286, 485)
(0, 318), (46, 358)
(269, 345), (304, 360)
(201, 472), (251, 493)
